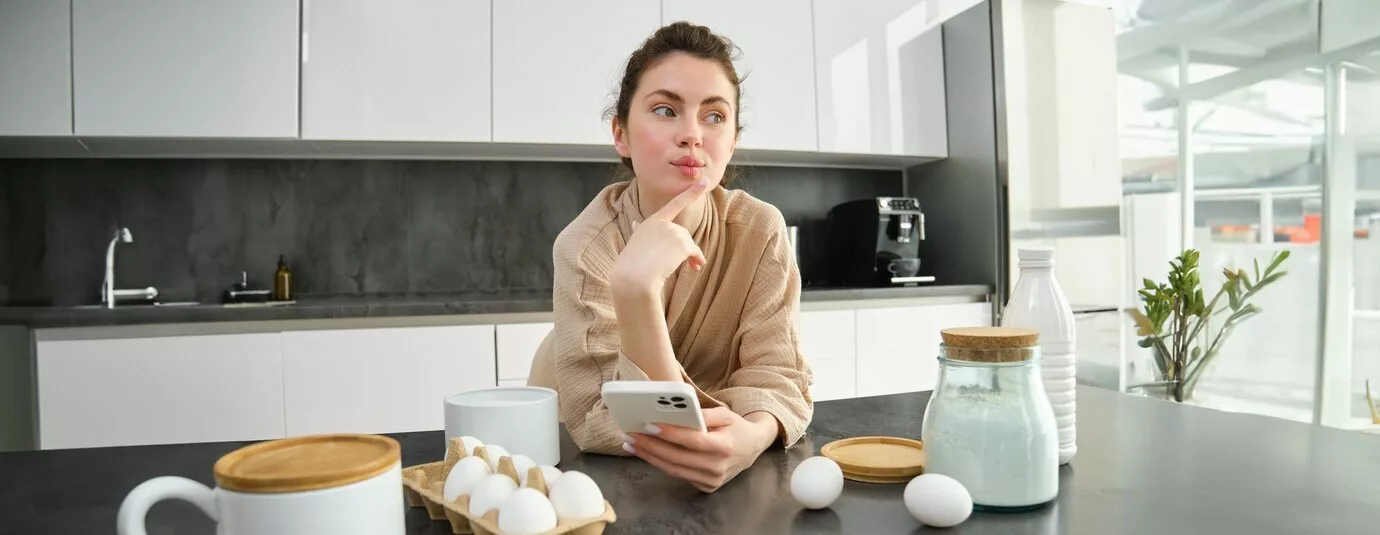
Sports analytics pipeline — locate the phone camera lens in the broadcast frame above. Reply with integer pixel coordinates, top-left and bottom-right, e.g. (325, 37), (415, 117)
(674, 403), (688, 409)
(657, 399), (670, 405)
(670, 396), (685, 402)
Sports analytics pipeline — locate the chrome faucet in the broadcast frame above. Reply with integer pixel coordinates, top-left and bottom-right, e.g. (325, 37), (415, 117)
(101, 227), (158, 309)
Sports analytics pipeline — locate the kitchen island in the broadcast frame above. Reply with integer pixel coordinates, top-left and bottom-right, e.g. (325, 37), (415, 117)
(2, 386), (1377, 534)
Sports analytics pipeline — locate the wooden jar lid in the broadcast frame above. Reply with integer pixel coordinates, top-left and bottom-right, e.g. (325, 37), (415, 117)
(820, 436), (926, 484)
(213, 434), (400, 493)
(940, 326), (1039, 362)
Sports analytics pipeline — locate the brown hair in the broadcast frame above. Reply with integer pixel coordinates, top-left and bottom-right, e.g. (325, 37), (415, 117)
(607, 21), (745, 182)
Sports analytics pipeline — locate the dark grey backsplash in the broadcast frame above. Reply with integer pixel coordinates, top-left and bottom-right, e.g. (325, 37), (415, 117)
(0, 159), (899, 306)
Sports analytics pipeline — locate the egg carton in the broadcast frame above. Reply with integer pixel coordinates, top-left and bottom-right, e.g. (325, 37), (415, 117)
(401, 437), (616, 535)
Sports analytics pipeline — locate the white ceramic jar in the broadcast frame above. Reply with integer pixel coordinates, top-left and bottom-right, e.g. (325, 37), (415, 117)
(117, 434), (404, 535)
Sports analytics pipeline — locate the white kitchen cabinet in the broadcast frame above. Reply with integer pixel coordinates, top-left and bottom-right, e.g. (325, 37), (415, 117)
(798, 309), (857, 401)
(497, 322), (554, 382)
(281, 325), (497, 436)
(0, 0), (72, 135)
(855, 302), (991, 397)
(35, 334), (286, 450)
(812, 0), (948, 157)
(661, 1), (818, 152)
(492, 0), (660, 145)
(301, 0), (491, 142)
(72, 0), (299, 137)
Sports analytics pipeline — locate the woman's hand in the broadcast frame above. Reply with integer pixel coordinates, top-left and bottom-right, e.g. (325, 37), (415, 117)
(609, 179), (710, 296)
(622, 407), (779, 493)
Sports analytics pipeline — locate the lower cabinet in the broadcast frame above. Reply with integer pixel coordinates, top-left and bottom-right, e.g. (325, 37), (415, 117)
(281, 325), (496, 436)
(36, 333), (287, 450)
(798, 309), (857, 401)
(854, 302), (993, 397)
(29, 299), (995, 449)
(496, 322), (554, 384)
(34, 325), (498, 449)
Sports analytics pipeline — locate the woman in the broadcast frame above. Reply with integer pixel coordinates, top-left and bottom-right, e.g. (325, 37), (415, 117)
(528, 21), (813, 493)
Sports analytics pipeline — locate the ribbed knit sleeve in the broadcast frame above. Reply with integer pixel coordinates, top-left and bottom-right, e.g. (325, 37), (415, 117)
(545, 226), (637, 456)
(711, 218), (814, 448)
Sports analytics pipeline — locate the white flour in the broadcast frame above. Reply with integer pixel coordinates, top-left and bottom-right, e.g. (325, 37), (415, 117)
(922, 390), (1059, 508)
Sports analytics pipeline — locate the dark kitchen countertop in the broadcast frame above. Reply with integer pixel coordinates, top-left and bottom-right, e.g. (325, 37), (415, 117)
(3, 385), (1377, 534)
(0, 284), (991, 329)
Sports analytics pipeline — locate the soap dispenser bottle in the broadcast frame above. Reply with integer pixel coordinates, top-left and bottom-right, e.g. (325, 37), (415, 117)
(273, 255), (292, 301)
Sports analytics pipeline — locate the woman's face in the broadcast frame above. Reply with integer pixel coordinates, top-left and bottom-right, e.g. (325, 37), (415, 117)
(614, 52), (738, 202)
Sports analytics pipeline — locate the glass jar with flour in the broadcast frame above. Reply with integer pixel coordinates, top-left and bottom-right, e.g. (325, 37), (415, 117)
(921, 326), (1058, 511)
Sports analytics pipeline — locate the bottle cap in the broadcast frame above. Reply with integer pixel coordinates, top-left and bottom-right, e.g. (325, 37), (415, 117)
(1018, 247), (1054, 261)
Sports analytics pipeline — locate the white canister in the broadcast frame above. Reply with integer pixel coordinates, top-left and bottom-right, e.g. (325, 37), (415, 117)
(117, 434), (404, 535)
(444, 386), (561, 466)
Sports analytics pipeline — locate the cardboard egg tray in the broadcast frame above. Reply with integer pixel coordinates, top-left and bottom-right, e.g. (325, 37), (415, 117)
(401, 438), (616, 535)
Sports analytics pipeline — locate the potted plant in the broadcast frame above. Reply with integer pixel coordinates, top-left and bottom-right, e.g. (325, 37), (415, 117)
(1127, 248), (1290, 402)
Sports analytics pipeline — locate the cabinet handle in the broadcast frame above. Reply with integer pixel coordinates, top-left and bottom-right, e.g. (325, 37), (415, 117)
(300, 0), (310, 63)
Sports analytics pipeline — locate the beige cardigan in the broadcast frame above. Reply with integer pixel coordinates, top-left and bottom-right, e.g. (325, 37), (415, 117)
(528, 180), (814, 455)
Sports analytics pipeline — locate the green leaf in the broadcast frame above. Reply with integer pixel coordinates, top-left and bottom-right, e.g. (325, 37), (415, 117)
(1254, 258), (1261, 280)
(1267, 250), (1290, 273)
(1227, 283), (1241, 310)
(1258, 272), (1285, 288)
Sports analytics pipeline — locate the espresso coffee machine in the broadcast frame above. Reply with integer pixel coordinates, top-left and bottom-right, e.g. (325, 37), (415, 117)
(826, 197), (933, 287)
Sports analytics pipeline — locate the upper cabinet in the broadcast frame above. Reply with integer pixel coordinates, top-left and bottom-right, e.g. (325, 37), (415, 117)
(301, 0), (491, 142)
(662, 1), (818, 152)
(492, 0), (660, 145)
(0, 0), (72, 135)
(1, 0), (955, 163)
(813, 0), (948, 157)
(71, 0), (299, 138)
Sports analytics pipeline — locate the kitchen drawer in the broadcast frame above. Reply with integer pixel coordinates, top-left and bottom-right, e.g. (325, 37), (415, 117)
(856, 302), (992, 397)
(798, 309), (856, 363)
(809, 358), (857, 402)
(497, 322), (554, 381)
(36, 333), (286, 449)
(281, 325), (496, 435)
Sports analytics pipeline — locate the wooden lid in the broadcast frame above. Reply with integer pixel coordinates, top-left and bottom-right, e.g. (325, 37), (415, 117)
(820, 436), (926, 484)
(940, 326), (1039, 348)
(213, 434), (400, 493)
(940, 326), (1039, 363)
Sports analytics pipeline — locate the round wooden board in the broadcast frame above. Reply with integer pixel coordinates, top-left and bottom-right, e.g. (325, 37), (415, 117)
(820, 436), (925, 484)
(839, 473), (915, 484)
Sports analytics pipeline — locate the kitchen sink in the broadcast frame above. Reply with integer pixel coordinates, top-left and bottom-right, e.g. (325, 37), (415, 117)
(69, 301), (202, 310)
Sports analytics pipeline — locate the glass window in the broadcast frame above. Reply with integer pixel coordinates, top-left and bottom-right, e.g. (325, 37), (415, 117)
(1116, 0), (1330, 422)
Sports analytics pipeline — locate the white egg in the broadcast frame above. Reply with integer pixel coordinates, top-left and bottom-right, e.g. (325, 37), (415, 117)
(903, 473), (973, 528)
(482, 445), (510, 472)
(545, 470), (605, 521)
(538, 465), (563, 486)
(457, 435), (484, 456)
(467, 473), (518, 517)
(790, 456), (844, 509)
(442, 456), (492, 502)
(496, 488), (559, 535)
(509, 454), (536, 485)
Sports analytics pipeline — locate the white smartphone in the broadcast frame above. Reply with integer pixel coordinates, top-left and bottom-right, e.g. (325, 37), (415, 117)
(600, 380), (707, 434)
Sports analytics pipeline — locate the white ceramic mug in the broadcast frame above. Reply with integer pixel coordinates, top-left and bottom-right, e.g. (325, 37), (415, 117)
(117, 465), (403, 535)
(444, 386), (561, 466)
